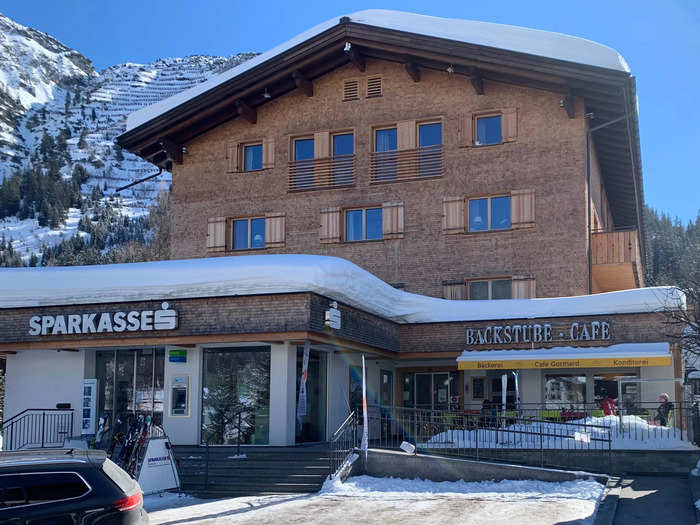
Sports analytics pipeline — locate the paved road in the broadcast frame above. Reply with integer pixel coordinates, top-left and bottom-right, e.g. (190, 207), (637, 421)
(613, 476), (696, 525)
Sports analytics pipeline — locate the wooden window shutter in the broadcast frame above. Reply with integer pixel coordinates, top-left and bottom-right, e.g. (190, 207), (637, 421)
(265, 213), (285, 248)
(397, 120), (416, 150)
(502, 108), (518, 142)
(313, 131), (330, 159)
(343, 79), (359, 101)
(511, 189), (535, 229)
(207, 217), (227, 252)
(443, 283), (466, 300)
(458, 114), (473, 147)
(366, 76), (382, 98)
(511, 276), (536, 299)
(226, 141), (241, 172)
(320, 207), (341, 244)
(442, 196), (465, 234)
(262, 138), (275, 169)
(382, 201), (404, 239)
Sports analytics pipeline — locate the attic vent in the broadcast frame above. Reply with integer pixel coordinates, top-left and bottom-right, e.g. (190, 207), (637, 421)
(343, 79), (359, 101)
(366, 76), (382, 98)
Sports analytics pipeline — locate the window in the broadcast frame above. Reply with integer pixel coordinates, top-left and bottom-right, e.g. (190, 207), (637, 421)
(418, 122), (442, 177)
(476, 115), (502, 145)
(469, 196), (511, 232)
(345, 207), (382, 242)
(374, 128), (397, 181)
(468, 279), (512, 300)
(233, 217), (265, 250)
(332, 133), (353, 156)
(0, 472), (90, 508)
(545, 375), (587, 409)
(243, 143), (262, 171)
(293, 137), (314, 189)
(471, 377), (485, 400)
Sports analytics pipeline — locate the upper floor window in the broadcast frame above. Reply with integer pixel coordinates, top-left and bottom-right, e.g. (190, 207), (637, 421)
(333, 133), (354, 156)
(418, 122), (442, 177)
(469, 279), (512, 300)
(374, 128), (398, 181)
(243, 143), (263, 171)
(476, 115), (502, 145)
(233, 217), (265, 250)
(293, 137), (314, 189)
(469, 195), (511, 232)
(346, 207), (382, 242)
(418, 122), (442, 147)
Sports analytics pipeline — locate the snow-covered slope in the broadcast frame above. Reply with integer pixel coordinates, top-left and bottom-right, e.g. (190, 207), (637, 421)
(0, 12), (255, 261)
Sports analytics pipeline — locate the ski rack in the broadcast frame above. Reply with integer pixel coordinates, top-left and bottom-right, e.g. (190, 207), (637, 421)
(134, 425), (182, 495)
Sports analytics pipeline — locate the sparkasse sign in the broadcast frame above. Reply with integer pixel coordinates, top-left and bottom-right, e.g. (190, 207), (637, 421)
(28, 302), (178, 336)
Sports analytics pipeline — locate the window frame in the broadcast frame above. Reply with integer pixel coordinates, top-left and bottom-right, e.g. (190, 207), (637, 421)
(467, 194), (511, 233)
(291, 135), (315, 161)
(241, 141), (263, 172)
(466, 277), (512, 300)
(417, 120), (443, 148)
(344, 206), (383, 242)
(231, 216), (266, 251)
(372, 125), (398, 153)
(331, 130), (355, 157)
(474, 112), (503, 146)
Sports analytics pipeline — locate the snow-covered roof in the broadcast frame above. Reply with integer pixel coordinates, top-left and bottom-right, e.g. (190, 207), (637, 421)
(125, 9), (629, 131)
(457, 343), (670, 363)
(0, 254), (684, 324)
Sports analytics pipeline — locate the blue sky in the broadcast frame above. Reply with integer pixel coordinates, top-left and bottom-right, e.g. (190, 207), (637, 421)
(3, 0), (698, 223)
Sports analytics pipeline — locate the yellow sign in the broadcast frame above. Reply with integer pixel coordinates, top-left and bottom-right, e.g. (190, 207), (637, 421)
(458, 356), (671, 370)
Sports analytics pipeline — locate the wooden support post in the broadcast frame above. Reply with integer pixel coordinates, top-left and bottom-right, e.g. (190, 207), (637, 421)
(235, 99), (257, 124)
(292, 71), (313, 97)
(158, 137), (183, 165)
(470, 68), (484, 95)
(346, 46), (365, 72)
(404, 62), (420, 82)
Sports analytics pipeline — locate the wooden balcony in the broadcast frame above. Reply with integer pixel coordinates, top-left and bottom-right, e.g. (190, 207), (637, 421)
(592, 229), (644, 292)
(288, 155), (355, 192)
(370, 145), (443, 184)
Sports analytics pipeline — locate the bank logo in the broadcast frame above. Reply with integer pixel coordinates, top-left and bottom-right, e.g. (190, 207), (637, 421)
(29, 302), (178, 336)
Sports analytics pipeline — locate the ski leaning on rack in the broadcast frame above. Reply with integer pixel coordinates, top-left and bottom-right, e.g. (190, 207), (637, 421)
(127, 416), (151, 476)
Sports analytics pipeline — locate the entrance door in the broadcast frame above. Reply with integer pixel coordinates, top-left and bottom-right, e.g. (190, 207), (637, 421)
(413, 372), (456, 411)
(295, 348), (327, 443)
(380, 370), (393, 409)
(415, 373), (432, 410)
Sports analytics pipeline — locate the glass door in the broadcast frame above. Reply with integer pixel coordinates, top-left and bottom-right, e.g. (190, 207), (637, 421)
(415, 373), (432, 410)
(296, 349), (327, 443)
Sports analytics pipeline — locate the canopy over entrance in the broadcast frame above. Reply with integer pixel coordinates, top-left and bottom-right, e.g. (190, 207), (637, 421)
(457, 342), (671, 370)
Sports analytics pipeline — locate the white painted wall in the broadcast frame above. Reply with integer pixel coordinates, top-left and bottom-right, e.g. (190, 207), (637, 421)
(269, 342), (296, 445)
(163, 346), (201, 445)
(5, 349), (85, 438)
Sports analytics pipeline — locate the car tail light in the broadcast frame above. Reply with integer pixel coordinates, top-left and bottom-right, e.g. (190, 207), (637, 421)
(114, 492), (142, 511)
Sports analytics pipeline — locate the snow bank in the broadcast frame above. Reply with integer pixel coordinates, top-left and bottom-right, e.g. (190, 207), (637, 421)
(126, 9), (628, 131)
(320, 474), (604, 502)
(423, 415), (698, 451)
(0, 254), (684, 324)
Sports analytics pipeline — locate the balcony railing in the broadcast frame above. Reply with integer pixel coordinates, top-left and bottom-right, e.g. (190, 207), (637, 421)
(288, 154), (355, 192)
(592, 228), (643, 292)
(370, 144), (444, 183)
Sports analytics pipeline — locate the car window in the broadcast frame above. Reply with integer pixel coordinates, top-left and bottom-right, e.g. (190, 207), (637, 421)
(101, 459), (137, 494)
(0, 472), (90, 508)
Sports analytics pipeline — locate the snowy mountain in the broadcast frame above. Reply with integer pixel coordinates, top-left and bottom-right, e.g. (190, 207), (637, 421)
(0, 12), (255, 262)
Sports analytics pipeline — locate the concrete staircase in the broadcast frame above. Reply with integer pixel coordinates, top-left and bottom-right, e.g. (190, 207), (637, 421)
(172, 445), (331, 497)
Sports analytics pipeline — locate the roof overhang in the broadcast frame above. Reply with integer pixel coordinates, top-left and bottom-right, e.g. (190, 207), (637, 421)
(116, 16), (645, 234)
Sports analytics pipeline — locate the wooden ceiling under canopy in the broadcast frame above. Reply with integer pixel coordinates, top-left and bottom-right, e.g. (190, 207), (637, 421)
(117, 17), (644, 235)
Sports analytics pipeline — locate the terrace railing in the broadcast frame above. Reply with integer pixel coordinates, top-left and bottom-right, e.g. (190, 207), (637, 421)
(369, 145), (443, 183)
(288, 155), (355, 192)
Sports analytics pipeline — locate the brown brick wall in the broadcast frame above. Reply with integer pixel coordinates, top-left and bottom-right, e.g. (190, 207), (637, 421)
(0, 293), (399, 351)
(399, 312), (678, 355)
(171, 58), (590, 298)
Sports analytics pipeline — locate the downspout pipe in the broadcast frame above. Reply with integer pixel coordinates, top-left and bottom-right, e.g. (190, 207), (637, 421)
(586, 114), (627, 294)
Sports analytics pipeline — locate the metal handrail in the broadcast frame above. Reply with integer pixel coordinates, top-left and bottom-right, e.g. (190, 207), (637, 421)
(1, 409), (74, 451)
(331, 411), (356, 441)
(1, 408), (72, 429)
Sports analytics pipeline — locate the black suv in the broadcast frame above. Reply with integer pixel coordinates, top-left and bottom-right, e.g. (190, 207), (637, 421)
(0, 449), (148, 524)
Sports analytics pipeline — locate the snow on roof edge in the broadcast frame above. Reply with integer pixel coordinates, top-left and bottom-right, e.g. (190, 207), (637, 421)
(0, 254), (684, 325)
(125, 9), (629, 132)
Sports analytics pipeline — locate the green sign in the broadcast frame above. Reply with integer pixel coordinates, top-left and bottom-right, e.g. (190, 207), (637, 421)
(169, 349), (187, 363)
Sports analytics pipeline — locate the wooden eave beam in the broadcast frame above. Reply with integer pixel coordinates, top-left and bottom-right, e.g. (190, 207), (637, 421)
(158, 137), (183, 165)
(346, 46), (365, 71)
(404, 61), (420, 82)
(561, 91), (575, 118)
(235, 99), (257, 124)
(292, 70), (313, 97)
(469, 67), (484, 95)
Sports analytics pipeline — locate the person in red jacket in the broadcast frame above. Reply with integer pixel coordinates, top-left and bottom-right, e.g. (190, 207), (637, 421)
(599, 390), (617, 416)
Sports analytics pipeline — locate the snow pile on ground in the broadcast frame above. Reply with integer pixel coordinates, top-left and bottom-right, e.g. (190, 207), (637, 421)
(0, 254), (685, 325)
(424, 415), (698, 451)
(145, 475), (604, 524)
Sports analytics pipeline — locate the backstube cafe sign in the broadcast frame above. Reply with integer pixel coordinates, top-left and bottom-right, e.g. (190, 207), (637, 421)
(465, 320), (611, 346)
(28, 302), (178, 336)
